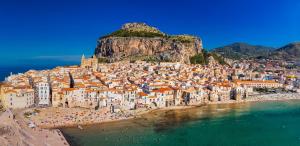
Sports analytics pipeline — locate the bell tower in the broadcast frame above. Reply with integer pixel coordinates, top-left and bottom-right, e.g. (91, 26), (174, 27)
(81, 54), (85, 68)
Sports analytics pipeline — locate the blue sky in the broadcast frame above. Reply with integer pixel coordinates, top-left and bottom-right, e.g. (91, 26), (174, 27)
(0, 0), (299, 66)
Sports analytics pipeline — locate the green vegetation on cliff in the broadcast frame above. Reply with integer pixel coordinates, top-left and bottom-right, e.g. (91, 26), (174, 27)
(102, 29), (196, 43)
(128, 55), (172, 63)
(167, 35), (195, 43)
(190, 50), (227, 65)
(101, 23), (197, 43)
(98, 57), (109, 63)
(210, 53), (227, 65)
(96, 22), (202, 63)
(102, 29), (165, 38)
(190, 50), (208, 65)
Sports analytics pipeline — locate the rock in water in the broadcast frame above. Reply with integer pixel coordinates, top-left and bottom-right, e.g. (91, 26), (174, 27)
(94, 22), (203, 63)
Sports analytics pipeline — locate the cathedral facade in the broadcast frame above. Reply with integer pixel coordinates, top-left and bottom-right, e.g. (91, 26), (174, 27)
(81, 54), (98, 71)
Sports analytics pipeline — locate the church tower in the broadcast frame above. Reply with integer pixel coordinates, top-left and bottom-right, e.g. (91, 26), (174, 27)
(81, 54), (85, 68)
(92, 55), (98, 71)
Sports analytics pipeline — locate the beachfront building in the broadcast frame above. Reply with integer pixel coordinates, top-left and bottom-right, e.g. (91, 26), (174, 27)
(34, 81), (50, 106)
(208, 82), (232, 102)
(151, 87), (174, 108)
(234, 80), (283, 88)
(84, 89), (99, 108)
(182, 87), (207, 105)
(60, 87), (88, 108)
(1, 88), (34, 109)
(173, 87), (183, 105)
(123, 88), (137, 109)
(233, 86), (248, 101)
(0, 74), (35, 109)
(106, 89), (123, 107)
(1, 57), (298, 111)
(0, 83), (7, 107)
(136, 92), (149, 108)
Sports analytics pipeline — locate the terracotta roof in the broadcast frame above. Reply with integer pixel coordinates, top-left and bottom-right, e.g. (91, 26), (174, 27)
(152, 87), (173, 93)
(61, 88), (76, 92)
(148, 96), (157, 99)
(138, 92), (148, 97)
(4, 90), (17, 94)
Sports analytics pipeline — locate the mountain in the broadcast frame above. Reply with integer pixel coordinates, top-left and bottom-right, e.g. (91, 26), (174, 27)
(94, 22), (203, 63)
(212, 42), (274, 60)
(269, 42), (300, 61)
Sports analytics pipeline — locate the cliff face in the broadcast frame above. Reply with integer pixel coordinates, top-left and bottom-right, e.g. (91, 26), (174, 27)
(94, 23), (203, 63)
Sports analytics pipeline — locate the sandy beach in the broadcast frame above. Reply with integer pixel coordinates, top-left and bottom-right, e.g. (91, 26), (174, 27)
(1, 93), (298, 146)
(27, 107), (149, 129)
(246, 93), (300, 102)
(0, 109), (69, 146)
(25, 93), (300, 130)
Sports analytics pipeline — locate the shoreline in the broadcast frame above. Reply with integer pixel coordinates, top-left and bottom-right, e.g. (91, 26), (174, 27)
(30, 93), (300, 130)
(0, 109), (69, 146)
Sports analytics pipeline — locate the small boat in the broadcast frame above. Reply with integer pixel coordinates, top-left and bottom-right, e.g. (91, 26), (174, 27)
(78, 125), (83, 130)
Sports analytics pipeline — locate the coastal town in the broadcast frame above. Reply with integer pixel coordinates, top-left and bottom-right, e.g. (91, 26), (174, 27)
(0, 54), (299, 145)
(1, 54), (300, 109)
(0, 22), (299, 145)
(1, 54), (299, 114)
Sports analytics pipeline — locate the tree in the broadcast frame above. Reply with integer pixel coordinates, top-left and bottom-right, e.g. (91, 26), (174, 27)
(190, 54), (205, 64)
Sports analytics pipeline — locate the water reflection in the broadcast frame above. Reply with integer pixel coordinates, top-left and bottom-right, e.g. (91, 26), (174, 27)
(140, 103), (253, 133)
(61, 100), (300, 146)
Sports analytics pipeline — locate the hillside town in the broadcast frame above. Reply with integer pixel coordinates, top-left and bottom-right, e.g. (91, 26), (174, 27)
(0, 54), (299, 145)
(1, 55), (299, 111)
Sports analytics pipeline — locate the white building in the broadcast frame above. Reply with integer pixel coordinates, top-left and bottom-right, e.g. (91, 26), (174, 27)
(35, 82), (50, 106)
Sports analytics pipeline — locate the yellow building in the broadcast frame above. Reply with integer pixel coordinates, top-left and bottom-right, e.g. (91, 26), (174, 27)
(0, 83), (4, 108)
(81, 54), (98, 71)
(234, 80), (282, 88)
(2, 89), (34, 109)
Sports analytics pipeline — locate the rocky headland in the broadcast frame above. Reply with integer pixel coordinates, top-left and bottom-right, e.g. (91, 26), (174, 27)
(94, 22), (203, 63)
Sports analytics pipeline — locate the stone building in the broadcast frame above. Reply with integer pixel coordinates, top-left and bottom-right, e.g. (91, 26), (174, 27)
(81, 54), (98, 71)
(1, 89), (34, 109)
(233, 86), (248, 101)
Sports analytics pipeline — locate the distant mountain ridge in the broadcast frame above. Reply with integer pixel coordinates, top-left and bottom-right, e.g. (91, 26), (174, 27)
(212, 42), (274, 60)
(269, 42), (300, 61)
(212, 42), (300, 61)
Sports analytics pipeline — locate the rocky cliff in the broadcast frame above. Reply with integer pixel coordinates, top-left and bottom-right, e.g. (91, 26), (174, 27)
(94, 23), (203, 63)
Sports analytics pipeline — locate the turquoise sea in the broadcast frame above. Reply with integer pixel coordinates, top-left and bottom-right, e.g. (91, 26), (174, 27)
(61, 100), (300, 146)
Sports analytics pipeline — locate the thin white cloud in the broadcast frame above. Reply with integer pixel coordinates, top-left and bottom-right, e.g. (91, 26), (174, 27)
(32, 55), (83, 62)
